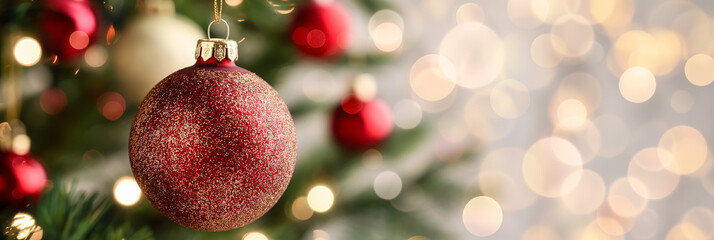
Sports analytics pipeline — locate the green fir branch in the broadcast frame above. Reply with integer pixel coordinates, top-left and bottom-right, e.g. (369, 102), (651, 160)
(32, 181), (154, 240)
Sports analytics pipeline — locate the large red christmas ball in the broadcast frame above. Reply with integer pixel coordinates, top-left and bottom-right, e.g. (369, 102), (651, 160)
(290, 0), (351, 58)
(331, 94), (393, 149)
(38, 0), (98, 61)
(0, 152), (47, 208)
(129, 39), (296, 231)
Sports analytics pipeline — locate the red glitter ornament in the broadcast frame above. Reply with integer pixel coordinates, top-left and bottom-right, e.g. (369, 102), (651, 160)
(331, 94), (393, 149)
(129, 37), (296, 231)
(290, 0), (351, 58)
(37, 0), (99, 61)
(0, 152), (47, 208)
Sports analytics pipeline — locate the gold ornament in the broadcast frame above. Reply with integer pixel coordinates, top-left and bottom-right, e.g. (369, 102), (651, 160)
(4, 213), (43, 240)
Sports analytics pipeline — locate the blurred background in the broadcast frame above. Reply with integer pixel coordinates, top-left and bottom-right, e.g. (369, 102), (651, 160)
(2, 0), (714, 239)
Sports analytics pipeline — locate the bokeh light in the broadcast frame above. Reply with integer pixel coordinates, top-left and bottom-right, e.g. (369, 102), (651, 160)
(225, 0), (243, 7)
(455, 3), (484, 25)
(672, 9), (712, 58)
(521, 224), (559, 240)
(490, 79), (530, 119)
(553, 121), (601, 163)
(590, 0), (616, 23)
(464, 93), (516, 141)
(627, 148), (680, 199)
(362, 149), (383, 169)
(313, 229), (329, 240)
(373, 171), (402, 200)
(522, 137), (583, 198)
(607, 177), (648, 218)
(561, 170), (606, 215)
(302, 70), (337, 103)
(243, 232), (268, 240)
(681, 207), (714, 239)
(307, 185), (334, 213)
(530, 34), (562, 68)
(69, 31), (90, 50)
(666, 223), (706, 240)
(291, 196), (313, 221)
(479, 148), (537, 211)
(462, 196), (502, 237)
(597, 0), (634, 36)
(369, 10), (404, 52)
(13, 37), (42, 66)
(612, 30), (682, 76)
(84, 45), (108, 68)
(437, 111), (468, 143)
(658, 125), (708, 175)
(106, 25), (115, 45)
(439, 22), (504, 89)
(97, 92), (126, 121)
(549, 15), (594, 58)
(574, 220), (624, 240)
(409, 54), (456, 101)
(554, 72), (602, 115)
(268, 0), (294, 14)
(556, 99), (587, 129)
(619, 67), (656, 103)
(371, 23), (402, 52)
(353, 73), (377, 101)
(392, 99), (422, 129)
(685, 54), (714, 86)
(12, 134), (31, 156)
(40, 87), (67, 115)
(113, 176), (141, 206)
(628, 209), (659, 239)
(507, 0), (543, 29)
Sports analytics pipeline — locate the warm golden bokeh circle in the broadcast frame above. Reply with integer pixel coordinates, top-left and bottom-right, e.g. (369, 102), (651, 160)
(627, 148), (680, 199)
(561, 170), (606, 215)
(607, 177), (649, 218)
(409, 54), (456, 102)
(685, 54), (714, 86)
(439, 23), (504, 89)
(462, 196), (503, 237)
(658, 125), (708, 175)
(523, 137), (583, 198)
(619, 67), (656, 103)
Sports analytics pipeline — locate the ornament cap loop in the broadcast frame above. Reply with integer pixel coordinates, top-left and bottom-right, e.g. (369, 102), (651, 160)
(195, 38), (238, 62)
(207, 19), (229, 40)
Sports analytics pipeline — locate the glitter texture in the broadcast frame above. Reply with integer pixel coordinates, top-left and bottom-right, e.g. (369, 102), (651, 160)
(129, 62), (296, 232)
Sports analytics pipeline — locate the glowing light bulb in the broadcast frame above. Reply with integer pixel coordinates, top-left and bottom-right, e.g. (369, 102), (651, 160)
(113, 176), (141, 206)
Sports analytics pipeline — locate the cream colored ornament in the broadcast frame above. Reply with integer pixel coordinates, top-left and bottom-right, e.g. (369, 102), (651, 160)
(113, 0), (204, 103)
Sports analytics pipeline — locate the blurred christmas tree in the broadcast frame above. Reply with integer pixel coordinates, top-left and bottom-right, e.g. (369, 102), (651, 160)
(0, 0), (467, 239)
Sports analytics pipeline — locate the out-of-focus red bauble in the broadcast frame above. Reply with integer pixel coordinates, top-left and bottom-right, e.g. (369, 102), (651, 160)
(331, 94), (393, 149)
(38, 0), (98, 60)
(290, 0), (351, 58)
(0, 152), (47, 208)
(129, 39), (296, 231)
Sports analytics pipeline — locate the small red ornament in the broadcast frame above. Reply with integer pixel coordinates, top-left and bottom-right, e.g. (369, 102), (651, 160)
(129, 32), (296, 231)
(0, 152), (47, 208)
(290, 0), (351, 58)
(37, 0), (99, 61)
(331, 94), (393, 149)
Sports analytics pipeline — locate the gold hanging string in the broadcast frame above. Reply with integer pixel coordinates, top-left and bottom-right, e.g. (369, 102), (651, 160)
(214, 0), (223, 23)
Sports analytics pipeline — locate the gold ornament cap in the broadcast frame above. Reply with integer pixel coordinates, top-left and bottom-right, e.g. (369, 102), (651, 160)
(195, 38), (238, 62)
(195, 19), (238, 62)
